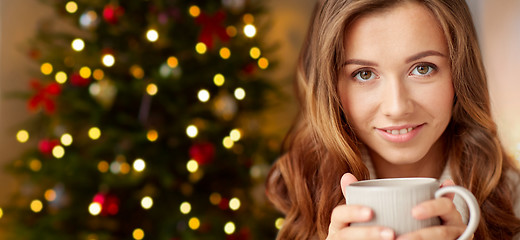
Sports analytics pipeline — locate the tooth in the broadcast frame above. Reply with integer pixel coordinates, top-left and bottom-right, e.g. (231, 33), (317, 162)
(386, 130), (391, 133)
(391, 130), (399, 135)
(407, 128), (413, 132)
(399, 129), (407, 134)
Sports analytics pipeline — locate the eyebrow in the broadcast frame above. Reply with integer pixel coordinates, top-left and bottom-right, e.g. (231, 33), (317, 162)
(343, 50), (447, 67)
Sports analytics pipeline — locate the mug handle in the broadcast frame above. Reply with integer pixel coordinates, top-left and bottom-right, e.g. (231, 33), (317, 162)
(435, 186), (480, 240)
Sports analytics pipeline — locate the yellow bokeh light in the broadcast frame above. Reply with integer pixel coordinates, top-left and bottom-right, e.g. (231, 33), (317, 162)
(258, 57), (269, 69)
(88, 127), (101, 140)
(65, 1), (78, 13)
(89, 202), (101, 215)
(29, 158), (42, 172)
(226, 26), (237, 37)
(180, 202), (191, 214)
(72, 38), (85, 51)
(189, 217), (201, 230)
(249, 47), (261, 59)
(102, 54), (115, 67)
(234, 88), (246, 100)
(0, 208), (3, 219)
(147, 129), (158, 142)
(60, 133), (73, 146)
(275, 218), (285, 230)
(219, 47), (231, 59)
(229, 197), (241, 211)
(146, 83), (158, 96)
(41, 62), (53, 75)
(167, 56), (179, 68)
(189, 5), (201, 17)
(213, 74), (225, 86)
(133, 228), (144, 240)
(80, 66), (92, 78)
(133, 158), (146, 172)
(93, 69), (104, 80)
(244, 24), (256, 38)
(230, 129), (241, 142)
(186, 159), (199, 173)
(120, 162), (130, 174)
(223, 136), (234, 149)
(146, 29), (159, 42)
(197, 89), (210, 103)
(52, 146), (65, 159)
(141, 196), (153, 209)
(44, 189), (57, 202)
(195, 42), (207, 54)
(209, 193), (222, 205)
(243, 13), (254, 24)
(30, 199), (43, 213)
(224, 221), (236, 235)
(98, 161), (109, 173)
(55, 71), (68, 84)
(186, 125), (198, 138)
(130, 65), (145, 79)
(16, 130), (29, 143)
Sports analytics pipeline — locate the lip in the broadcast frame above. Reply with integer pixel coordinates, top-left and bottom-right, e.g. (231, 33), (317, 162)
(376, 123), (425, 143)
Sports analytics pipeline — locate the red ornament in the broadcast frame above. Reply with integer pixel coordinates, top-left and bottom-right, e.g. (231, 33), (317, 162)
(218, 197), (229, 210)
(93, 193), (120, 216)
(70, 73), (90, 87)
(103, 4), (125, 24)
(195, 10), (230, 49)
(189, 142), (216, 165)
(242, 63), (256, 75)
(38, 139), (60, 155)
(28, 80), (61, 114)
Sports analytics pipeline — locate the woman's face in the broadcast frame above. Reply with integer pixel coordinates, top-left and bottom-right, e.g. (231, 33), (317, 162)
(337, 2), (454, 165)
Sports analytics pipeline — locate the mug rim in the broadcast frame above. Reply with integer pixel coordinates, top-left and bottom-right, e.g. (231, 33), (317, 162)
(347, 177), (439, 189)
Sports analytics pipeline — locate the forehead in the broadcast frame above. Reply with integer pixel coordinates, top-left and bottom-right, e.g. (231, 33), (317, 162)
(343, 2), (448, 60)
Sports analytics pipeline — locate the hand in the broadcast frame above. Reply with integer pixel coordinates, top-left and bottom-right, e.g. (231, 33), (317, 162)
(326, 173), (396, 240)
(396, 180), (468, 240)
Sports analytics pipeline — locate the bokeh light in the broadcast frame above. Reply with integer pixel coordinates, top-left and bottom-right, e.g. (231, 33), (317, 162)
(80, 66), (92, 78)
(30, 199), (43, 213)
(44, 189), (57, 202)
(133, 158), (146, 172)
(213, 73), (225, 87)
(72, 38), (85, 51)
(226, 26), (237, 37)
(52, 146), (65, 159)
(167, 56), (179, 68)
(210, 193), (222, 205)
(16, 130), (29, 143)
(189, 5), (201, 17)
(186, 159), (199, 173)
(88, 127), (101, 140)
(244, 24), (256, 38)
(141, 196), (153, 209)
(250, 47), (261, 59)
(198, 89), (210, 102)
(189, 217), (201, 230)
(98, 161), (109, 173)
(180, 202), (191, 214)
(195, 42), (207, 54)
(146, 83), (158, 96)
(275, 218), (285, 230)
(55, 71), (68, 84)
(41, 62), (53, 75)
(102, 54), (115, 67)
(234, 88), (246, 100)
(147, 129), (158, 142)
(60, 133), (73, 146)
(89, 202), (101, 215)
(93, 69), (104, 80)
(65, 1), (78, 14)
(230, 129), (241, 141)
(258, 57), (269, 69)
(223, 136), (234, 149)
(224, 222), (236, 235)
(219, 47), (231, 59)
(186, 125), (198, 138)
(229, 197), (241, 211)
(29, 159), (42, 172)
(132, 228), (144, 240)
(146, 29), (159, 42)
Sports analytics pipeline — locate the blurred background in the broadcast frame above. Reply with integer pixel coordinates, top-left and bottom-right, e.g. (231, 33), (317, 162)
(0, 0), (518, 239)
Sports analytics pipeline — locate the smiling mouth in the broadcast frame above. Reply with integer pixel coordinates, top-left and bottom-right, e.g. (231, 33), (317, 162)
(379, 124), (424, 135)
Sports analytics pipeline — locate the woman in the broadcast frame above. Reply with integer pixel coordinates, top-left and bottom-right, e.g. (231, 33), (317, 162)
(265, 0), (520, 239)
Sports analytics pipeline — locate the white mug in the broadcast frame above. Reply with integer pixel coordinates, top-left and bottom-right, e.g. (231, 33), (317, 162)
(345, 178), (480, 239)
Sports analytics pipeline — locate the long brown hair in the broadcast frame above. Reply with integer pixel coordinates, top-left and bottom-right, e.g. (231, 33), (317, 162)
(266, 0), (520, 239)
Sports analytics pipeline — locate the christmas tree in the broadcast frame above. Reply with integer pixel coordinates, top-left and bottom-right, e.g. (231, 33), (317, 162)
(2, 0), (283, 239)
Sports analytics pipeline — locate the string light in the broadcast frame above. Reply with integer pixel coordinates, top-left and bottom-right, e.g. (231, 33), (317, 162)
(230, 129), (241, 141)
(213, 74), (225, 86)
(141, 196), (153, 209)
(52, 146), (65, 159)
(55, 71), (68, 84)
(186, 125), (198, 138)
(243, 13), (254, 24)
(102, 54), (115, 67)
(167, 56), (179, 68)
(258, 57), (269, 69)
(133, 228), (144, 240)
(275, 218), (285, 230)
(133, 158), (146, 172)
(41, 62), (53, 75)
(71, 38), (85, 51)
(226, 26), (237, 37)
(30, 199), (43, 213)
(224, 222), (236, 235)
(88, 127), (101, 140)
(89, 202), (101, 215)
(80, 66), (92, 78)
(189, 217), (201, 230)
(195, 42), (207, 54)
(209, 193), (222, 205)
(229, 197), (241, 211)
(249, 47), (261, 59)
(197, 89), (210, 102)
(186, 159), (199, 173)
(223, 136), (234, 149)
(146, 83), (158, 96)
(65, 1), (78, 14)
(98, 161), (109, 173)
(180, 202), (191, 214)
(219, 47), (231, 59)
(189, 5), (201, 17)
(44, 189), (57, 202)
(147, 129), (158, 142)
(60, 133), (73, 146)
(234, 88), (246, 100)
(16, 130), (29, 143)
(146, 29), (159, 42)
(29, 159), (42, 172)
(93, 69), (104, 80)
(244, 24), (256, 38)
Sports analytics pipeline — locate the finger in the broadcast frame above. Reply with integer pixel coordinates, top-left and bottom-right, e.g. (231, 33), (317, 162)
(330, 226), (395, 240)
(412, 197), (463, 225)
(341, 173), (358, 199)
(440, 179), (455, 200)
(329, 204), (372, 235)
(396, 225), (465, 240)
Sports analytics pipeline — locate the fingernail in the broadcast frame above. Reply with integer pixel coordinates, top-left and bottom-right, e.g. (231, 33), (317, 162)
(380, 228), (394, 240)
(361, 207), (372, 218)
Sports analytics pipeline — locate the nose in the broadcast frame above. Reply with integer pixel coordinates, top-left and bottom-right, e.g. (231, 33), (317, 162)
(380, 77), (413, 118)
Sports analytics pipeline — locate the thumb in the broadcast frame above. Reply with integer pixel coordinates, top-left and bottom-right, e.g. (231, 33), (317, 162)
(340, 173), (358, 199)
